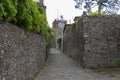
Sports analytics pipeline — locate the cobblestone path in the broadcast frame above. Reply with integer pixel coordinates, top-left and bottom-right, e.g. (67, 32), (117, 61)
(34, 48), (120, 80)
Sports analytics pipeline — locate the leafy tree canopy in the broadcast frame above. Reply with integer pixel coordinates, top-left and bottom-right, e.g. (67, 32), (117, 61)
(74, 0), (120, 14)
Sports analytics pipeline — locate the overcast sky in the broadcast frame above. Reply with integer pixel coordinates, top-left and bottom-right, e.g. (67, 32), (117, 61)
(45, 0), (83, 27)
(35, 0), (120, 27)
(35, 0), (83, 27)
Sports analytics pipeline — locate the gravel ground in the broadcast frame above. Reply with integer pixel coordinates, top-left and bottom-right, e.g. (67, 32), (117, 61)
(34, 48), (120, 80)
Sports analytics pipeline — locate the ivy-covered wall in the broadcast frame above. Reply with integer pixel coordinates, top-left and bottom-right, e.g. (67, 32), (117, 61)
(0, 0), (54, 45)
(0, 0), (54, 80)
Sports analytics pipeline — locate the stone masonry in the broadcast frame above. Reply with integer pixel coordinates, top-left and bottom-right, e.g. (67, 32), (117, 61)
(64, 14), (120, 68)
(0, 22), (46, 80)
(52, 19), (67, 48)
(63, 20), (84, 65)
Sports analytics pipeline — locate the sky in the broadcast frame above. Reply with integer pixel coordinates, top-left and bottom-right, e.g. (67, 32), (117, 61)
(44, 0), (83, 27)
(35, 0), (120, 27)
(35, 0), (83, 27)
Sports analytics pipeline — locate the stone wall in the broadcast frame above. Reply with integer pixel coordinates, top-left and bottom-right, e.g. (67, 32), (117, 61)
(51, 37), (57, 48)
(63, 20), (84, 64)
(64, 15), (120, 68)
(0, 22), (47, 80)
(83, 15), (120, 68)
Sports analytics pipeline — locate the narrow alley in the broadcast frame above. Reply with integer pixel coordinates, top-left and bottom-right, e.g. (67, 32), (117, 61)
(34, 49), (120, 80)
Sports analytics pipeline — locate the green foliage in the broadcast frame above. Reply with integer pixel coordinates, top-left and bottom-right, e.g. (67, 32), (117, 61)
(0, 3), (5, 20)
(79, 16), (83, 20)
(116, 60), (120, 67)
(38, 7), (45, 15)
(0, 0), (54, 46)
(57, 38), (61, 49)
(44, 26), (55, 46)
(17, 0), (42, 31)
(0, 0), (17, 22)
(66, 23), (76, 33)
(89, 11), (106, 17)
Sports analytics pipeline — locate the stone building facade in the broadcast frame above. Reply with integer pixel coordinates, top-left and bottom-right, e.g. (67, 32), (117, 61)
(64, 14), (120, 68)
(52, 19), (66, 48)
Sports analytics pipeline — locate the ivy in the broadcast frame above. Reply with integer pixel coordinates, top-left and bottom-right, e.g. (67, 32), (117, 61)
(0, 0), (17, 22)
(116, 60), (120, 67)
(0, 3), (6, 20)
(89, 11), (106, 17)
(0, 0), (54, 46)
(66, 23), (76, 33)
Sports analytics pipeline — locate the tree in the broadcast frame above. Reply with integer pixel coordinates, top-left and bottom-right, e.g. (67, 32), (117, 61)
(74, 0), (120, 14)
(0, 0), (55, 46)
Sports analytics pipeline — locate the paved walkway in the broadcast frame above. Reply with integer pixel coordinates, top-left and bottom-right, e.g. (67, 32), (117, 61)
(34, 48), (120, 80)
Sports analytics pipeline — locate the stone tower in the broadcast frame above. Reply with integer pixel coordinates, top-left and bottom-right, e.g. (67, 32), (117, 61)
(52, 19), (66, 39)
(39, 0), (44, 6)
(52, 19), (67, 48)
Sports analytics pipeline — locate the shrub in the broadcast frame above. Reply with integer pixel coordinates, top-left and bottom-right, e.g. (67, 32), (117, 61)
(79, 16), (83, 19)
(116, 60), (120, 67)
(89, 11), (106, 17)
(57, 38), (61, 49)
(66, 23), (76, 33)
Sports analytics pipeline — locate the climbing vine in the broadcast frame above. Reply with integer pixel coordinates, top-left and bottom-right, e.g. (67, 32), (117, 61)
(0, 0), (17, 22)
(0, 0), (54, 46)
(89, 11), (106, 17)
(66, 23), (76, 33)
